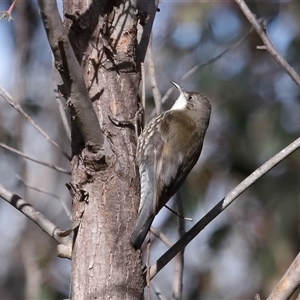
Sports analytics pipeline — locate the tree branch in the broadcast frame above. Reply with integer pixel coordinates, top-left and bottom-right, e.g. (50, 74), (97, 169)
(151, 281), (168, 300)
(0, 143), (71, 175)
(16, 175), (71, 218)
(0, 85), (71, 161)
(36, 0), (104, 151)
(0, 0), (17, 21)
(56, 96), (71, 143)
(149, 137), (300, 280)
(147, 35), (162, 116)
(235, 0), (300, 87)
(172, 192), (185, 300)
(155, 26), (254, 119)
(150, 227), (173, 248)
(0, 183), (72, 259)
(267, 251), (300, 300)
(136, 0), (159, 62)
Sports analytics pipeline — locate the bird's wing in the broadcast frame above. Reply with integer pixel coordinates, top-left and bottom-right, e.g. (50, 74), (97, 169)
(154, 110), (201, 213)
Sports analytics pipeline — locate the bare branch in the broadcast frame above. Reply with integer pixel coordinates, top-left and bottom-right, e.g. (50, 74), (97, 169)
(0, 0), (16, 21)
(136, 0), (159, 62)
(172, 193), (185, 300)
(141, 62), (146, 115)
(235, 0), (300, 87)
(150, 227), (173, 248)
(147, 35), (162, 116)
(0, 183), (72, 259)
(154, 27), (254, 118)
(146, 235), (151, 300)
(151, 282), (168, 300)
(16, 175), (71, 218)
(267, 251), (300, 300)
(0, 143), (71, 175)
(36, 0), (104, 151)
(181, 27), (254, 81)
(149, 137), (300, 281)
(164, 204), (193, 221)
(0, 85), (71, 161)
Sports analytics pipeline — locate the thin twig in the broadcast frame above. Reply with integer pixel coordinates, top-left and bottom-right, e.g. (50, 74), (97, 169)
(0, 183), (72, 259)
(16, 175), (71, 218)
(146, 233), (151, 300)
(0, 143), (71, 175)
(0, 85), (71, 161)
(151, 281), (168, 300)
(267, 251), (300, 300)
(158, 27), (254, 109)
(172, 192), (185, 300)
(56, 96), (71, 142)
(0, 0), (17, 21)
(141, 62), (146, 113)
(150, 227), (173, 248)
(183, 27), (254, 80)
(235, 0), (300, 87)
(147, 35), (162, 116)
(165, 204), (193, 221)
(148, 137), (300, 281)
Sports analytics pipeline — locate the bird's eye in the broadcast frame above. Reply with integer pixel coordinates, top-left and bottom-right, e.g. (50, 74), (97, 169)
(188, 95), (193, 100)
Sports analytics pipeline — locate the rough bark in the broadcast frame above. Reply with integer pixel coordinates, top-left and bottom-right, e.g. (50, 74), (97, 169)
(62, 0), (156, 299)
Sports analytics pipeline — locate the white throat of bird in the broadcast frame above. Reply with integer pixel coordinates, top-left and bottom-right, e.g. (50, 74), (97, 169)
(170, 92), (187, 110)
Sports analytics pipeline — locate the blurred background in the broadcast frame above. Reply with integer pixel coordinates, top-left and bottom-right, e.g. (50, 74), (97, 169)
(0, 0), (299, 299)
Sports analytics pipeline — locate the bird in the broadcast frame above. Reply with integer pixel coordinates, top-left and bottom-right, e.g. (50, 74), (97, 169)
(130, 82), (211, 250)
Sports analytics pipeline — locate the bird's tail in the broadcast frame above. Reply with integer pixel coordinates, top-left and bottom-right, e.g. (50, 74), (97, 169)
(130, 162), (157, 250)
(130, 205), (154, 250)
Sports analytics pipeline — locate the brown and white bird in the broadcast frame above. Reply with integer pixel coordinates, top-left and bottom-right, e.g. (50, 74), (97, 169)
(130, 82), (211, 250)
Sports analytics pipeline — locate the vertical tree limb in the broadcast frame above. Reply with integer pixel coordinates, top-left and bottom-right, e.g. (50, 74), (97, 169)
(172, 192), (185, 300)
(36, 0), (104, 150)
(147, 35), (162, 116)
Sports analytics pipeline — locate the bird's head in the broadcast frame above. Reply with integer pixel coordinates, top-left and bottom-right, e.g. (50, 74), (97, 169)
(170, 81), (211, 111)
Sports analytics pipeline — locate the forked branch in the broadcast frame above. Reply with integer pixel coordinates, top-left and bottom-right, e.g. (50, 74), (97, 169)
(0, 183), (72, 259)
(235, 0), (300, 87)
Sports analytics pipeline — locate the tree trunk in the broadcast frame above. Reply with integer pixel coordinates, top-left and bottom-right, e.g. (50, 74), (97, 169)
(62, 0), (156, 298)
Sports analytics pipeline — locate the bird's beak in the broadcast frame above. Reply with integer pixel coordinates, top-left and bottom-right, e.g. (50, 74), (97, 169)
(171, 81), (184, 94)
